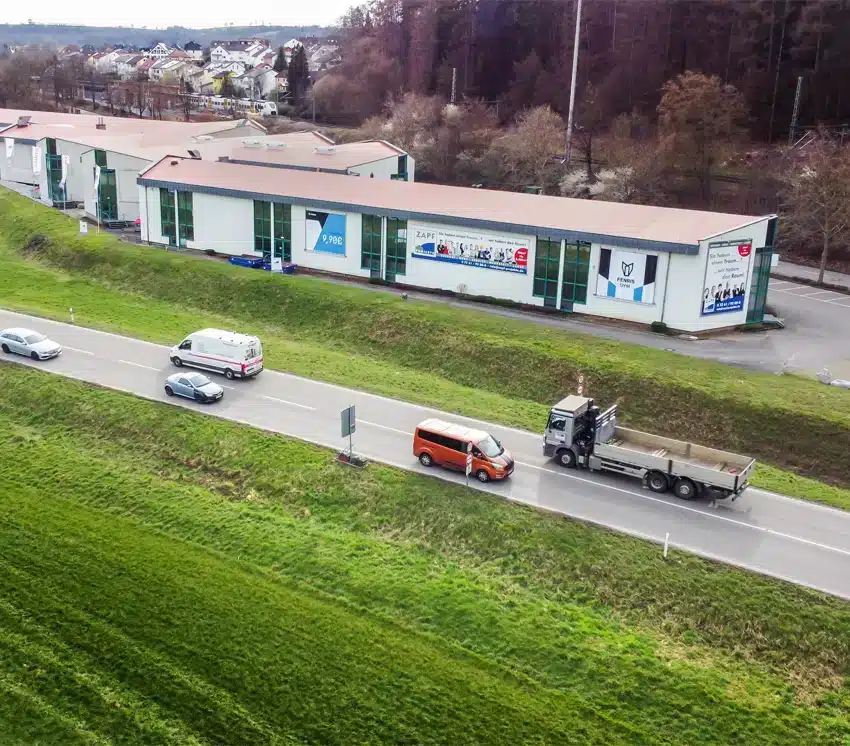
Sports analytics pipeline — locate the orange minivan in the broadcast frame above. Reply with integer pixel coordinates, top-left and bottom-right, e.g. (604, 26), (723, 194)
(413, 418), (514, 482)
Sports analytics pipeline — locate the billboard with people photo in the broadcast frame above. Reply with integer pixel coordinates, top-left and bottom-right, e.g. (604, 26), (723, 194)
(701, 240), (752, 316)
(410, 223), (529, 274)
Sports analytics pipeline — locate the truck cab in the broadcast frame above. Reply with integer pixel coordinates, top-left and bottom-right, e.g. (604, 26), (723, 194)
(543, 395), (615, 468)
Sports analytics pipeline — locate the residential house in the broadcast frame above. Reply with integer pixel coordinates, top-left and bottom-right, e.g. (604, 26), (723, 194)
(149, 58), (193, 84)
(209, 38), (270, 66)
(95, 50), (122, 74)
(233, 64), (276, 100)
(211, 71), (236, 95)
(145, 42), (173, 59)
(136, 58), (157, 80)
(189, 61), (246, 93)
(183, 41), (203, 60)
(115, 54), (145, 80)
(308, 44), (340, 72)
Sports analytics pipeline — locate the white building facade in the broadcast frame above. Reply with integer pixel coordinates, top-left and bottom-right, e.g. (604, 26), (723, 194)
(136, 158), (777, 332)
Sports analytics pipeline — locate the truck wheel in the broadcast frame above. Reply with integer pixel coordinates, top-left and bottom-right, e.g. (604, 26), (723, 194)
(172, 356), (182, 367)
(646, 471), (669, 493)
(557, 449), (577, 468)
(419, 453), (433, 467)
(224, 368), (235, 380)
(476, 469), (491, 483)
(673, 478), (698, 500)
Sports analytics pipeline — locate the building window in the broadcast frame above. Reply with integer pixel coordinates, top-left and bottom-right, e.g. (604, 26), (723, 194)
(385, 217), (407, 277)
(177, 191), (194, 243)
(273, 202), (291, 261)
(254, 200), (271, 255)
(159, 188), (176, 246)
(392, 154), (408, 181)
(94, 149), (107, 168)
(98, 169), (118, 222)
(533, 237), (561, 308)
(561, 241), (591, 310)
(361, 214), (382, 272)
(45, 138), (63, 203)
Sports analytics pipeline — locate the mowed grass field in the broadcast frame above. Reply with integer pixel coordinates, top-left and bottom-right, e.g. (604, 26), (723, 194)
(2, 189), (850, 508)
(1, 364), (849, 745)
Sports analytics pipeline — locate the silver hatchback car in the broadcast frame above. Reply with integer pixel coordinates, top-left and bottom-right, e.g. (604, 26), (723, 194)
(0, 327), (63, 360)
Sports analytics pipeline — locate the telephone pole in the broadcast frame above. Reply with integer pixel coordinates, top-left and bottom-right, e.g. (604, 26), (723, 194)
(565, 0), (583, 165)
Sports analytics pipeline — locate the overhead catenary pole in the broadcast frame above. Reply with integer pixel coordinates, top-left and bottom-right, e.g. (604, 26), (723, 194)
(565, 0), (584, 165)
(788, 75), (803, 146)
(451, 67), (457, 104)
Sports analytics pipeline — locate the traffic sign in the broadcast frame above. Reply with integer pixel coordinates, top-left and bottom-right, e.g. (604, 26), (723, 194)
(465, 441), (473, 477)
(341, 405), (356, 438)
(577, 373), (584, 396)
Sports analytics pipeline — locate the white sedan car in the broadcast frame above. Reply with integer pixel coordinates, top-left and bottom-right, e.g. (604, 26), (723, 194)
(0, 327), (63, 360)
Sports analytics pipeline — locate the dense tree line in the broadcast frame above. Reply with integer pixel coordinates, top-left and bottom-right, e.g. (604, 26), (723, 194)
(329, 0), (850, 140)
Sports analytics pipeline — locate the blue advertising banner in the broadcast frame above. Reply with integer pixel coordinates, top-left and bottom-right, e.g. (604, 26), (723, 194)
(306, 210), (346, 255)
(701, 239), (753, 316)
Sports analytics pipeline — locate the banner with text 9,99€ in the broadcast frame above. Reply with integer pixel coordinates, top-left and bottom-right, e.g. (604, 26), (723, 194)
(306, 210), (346, 256)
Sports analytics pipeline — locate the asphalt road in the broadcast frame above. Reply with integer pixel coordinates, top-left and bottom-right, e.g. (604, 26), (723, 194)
(3, 308), (850, 601)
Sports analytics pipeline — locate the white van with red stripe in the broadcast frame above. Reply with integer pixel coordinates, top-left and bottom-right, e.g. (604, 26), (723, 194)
(170, 328), (264, 380)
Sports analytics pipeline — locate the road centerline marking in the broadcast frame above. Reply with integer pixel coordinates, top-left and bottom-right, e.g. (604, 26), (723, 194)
(260, 394), (315, 411)
(118, 359), (159, 371)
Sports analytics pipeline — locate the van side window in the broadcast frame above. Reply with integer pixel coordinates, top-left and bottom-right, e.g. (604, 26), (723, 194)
(179, 339), (192, 350)
(472, 446), (484, 459)
(418, 430), (466, 452)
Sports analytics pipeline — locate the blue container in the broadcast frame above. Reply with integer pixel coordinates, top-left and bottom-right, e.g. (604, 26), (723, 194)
(228, 255), (265, 269)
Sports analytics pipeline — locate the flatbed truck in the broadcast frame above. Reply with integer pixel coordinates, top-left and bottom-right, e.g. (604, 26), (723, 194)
(543, 395), (755, 501)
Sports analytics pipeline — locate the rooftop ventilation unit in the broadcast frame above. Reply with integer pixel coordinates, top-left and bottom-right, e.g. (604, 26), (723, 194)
(187, 149), (201, 159)
(192, 135), (214, 142)
(16, 115), (31, 127)
(242, 139), (264, 148)
(95, 116), (106, 130)
(265, 142), (287, 149)
(314, 146), (336, 155)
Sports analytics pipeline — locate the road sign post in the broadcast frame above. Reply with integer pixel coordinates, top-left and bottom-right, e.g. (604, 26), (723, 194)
(338, 405), (367, 467)
(341, 404), (355, 455)
(577, 373), (585, 396)
(465, 441), (473, 487)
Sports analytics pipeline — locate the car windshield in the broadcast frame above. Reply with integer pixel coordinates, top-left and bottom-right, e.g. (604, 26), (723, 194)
(477, 435), (503, 458)
(24, 333), (46, 345)
(188, 374), (211, 387)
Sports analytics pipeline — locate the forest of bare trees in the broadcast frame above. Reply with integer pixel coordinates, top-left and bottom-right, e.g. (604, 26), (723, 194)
(320, 0), (850, 142)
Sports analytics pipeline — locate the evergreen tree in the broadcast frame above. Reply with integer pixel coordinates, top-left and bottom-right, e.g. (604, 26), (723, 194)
(287, 45), (309, 104)
(273, 46), (287, 73)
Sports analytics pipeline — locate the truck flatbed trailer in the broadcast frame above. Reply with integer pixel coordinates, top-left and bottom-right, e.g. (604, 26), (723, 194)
(543, 395), (756, 501)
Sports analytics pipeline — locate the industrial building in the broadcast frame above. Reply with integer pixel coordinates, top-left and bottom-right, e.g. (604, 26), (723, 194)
(137, 155), (776, 332)
(0, 109), (414, 227)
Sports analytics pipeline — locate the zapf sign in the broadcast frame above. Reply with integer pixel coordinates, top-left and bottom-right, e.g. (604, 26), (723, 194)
(411, 223), (529, 274)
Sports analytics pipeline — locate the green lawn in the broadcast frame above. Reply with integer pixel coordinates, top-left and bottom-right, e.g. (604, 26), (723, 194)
(0, 364), (849, 744)
(2, 190), (850, 508)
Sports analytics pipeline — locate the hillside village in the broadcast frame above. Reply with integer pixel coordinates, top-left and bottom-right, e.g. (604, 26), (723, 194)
(2, 35), (340, 113)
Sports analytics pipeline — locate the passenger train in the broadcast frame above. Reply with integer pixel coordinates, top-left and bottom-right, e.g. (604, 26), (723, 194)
(183, 94), (278, 117)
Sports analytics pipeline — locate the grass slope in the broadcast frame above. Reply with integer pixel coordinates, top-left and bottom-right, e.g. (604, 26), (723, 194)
(1, 189), (850, 506)
(0, 364), (849, 744)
